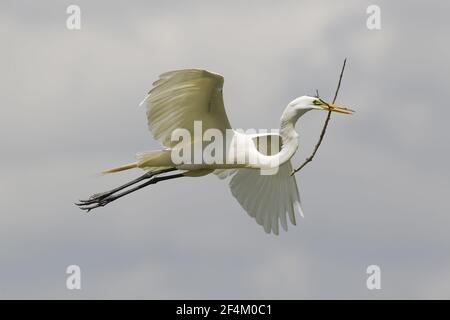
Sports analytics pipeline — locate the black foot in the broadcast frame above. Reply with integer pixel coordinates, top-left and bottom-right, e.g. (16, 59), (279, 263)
(75, 168), (181, 213)
(75, 195), (118, 212)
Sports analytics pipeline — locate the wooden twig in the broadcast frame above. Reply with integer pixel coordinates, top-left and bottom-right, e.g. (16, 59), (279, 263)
(291, 58), (347, 176)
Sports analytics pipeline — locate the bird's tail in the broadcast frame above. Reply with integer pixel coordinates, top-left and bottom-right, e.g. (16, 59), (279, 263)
(101, 162), (138, 175)
(100, 150), (172, 175)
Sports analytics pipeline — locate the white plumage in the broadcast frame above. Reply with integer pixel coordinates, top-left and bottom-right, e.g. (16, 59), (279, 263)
(78, 69), (353, 235)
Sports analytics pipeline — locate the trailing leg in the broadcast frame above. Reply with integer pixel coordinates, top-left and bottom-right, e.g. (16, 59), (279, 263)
(76, 170), (184, 212)
(76, 168), (177, 207)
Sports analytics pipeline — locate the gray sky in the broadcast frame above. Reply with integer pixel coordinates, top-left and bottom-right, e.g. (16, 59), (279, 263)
(0, 0), (449, 299)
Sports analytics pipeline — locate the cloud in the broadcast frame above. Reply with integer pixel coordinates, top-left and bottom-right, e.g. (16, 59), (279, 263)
(0, 0), (449, 299)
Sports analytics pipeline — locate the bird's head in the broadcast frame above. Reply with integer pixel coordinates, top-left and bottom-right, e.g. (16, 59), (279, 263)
(288, 95), (354, 115)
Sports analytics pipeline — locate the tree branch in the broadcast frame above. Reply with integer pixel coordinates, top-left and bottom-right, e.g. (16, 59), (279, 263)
(291, 58), (347, 176)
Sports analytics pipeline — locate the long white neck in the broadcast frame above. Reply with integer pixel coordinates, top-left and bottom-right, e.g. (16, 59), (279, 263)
(250, 105), (308, 170)
(275, 106), (307, 165)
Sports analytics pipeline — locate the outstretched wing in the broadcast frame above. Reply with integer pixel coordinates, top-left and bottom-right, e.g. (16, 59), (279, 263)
(216, 134), (303, 235)
(140, 69), (232, 147)
(229, 161), (303, 235)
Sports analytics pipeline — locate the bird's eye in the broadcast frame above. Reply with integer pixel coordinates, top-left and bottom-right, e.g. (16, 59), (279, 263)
(313, 99), (321, 105)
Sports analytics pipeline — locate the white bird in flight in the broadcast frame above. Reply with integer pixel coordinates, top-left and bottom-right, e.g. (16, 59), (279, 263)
(77, 69), (353, 235)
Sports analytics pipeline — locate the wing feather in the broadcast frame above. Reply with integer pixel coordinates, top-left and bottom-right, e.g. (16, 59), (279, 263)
(140, 69), (232, 147)
(218, 133), (302, 234)
(228, 161), (302, 235)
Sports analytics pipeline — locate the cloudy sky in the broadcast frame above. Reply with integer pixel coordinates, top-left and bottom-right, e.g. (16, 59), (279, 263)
(0, 0), (449, 299)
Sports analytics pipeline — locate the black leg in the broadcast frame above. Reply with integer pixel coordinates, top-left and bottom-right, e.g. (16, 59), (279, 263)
(76, 172), (184, 212)
(76, 168), (177, 205)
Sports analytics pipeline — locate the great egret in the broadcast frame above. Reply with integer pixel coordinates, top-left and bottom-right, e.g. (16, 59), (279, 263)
(77, 69), (353, 234)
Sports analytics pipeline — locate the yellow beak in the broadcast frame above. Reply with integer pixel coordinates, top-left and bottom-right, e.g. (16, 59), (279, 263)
(321, 101), (355, 115)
